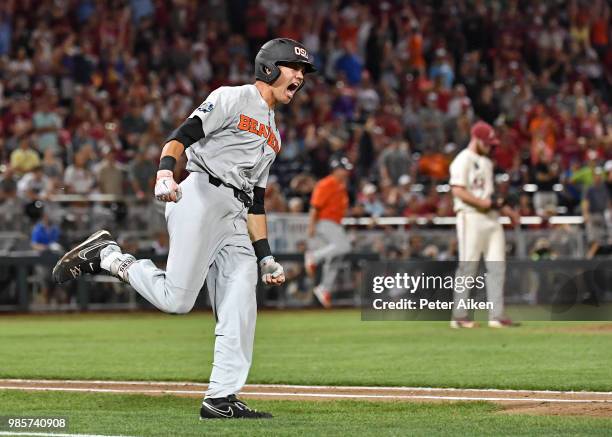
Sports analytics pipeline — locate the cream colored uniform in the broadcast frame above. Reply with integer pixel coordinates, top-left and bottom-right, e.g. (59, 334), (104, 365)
(449, 148), (505, 320)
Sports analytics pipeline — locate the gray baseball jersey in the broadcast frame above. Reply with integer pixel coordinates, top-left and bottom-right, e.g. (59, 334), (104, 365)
(186, 84), (280, 193)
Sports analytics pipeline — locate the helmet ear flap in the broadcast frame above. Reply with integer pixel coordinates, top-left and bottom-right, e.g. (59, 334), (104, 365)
(257, 61), (280, 84)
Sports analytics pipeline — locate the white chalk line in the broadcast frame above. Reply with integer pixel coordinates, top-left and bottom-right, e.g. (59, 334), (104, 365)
(0, 432), (133, 437)
(0, 386), (610, 404)
(3, 379), (612, 396)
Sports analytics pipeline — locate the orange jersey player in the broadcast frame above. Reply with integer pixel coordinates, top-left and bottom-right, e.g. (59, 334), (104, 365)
(305, 155), (352, 308)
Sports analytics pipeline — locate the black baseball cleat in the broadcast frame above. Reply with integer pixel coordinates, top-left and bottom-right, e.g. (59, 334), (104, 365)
(52, 230), (117, 284)
(200, 395), (272, 419)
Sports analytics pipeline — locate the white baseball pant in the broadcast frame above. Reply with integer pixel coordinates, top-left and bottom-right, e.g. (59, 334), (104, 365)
(453, 210), (506, 320)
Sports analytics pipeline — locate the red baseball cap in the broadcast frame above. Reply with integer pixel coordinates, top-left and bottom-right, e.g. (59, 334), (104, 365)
(471, 121), (500, 145)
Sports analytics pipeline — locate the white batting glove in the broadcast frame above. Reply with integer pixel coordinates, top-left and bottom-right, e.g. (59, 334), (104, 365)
(260, 256), (285, 285)
(154, 170), (182, 202)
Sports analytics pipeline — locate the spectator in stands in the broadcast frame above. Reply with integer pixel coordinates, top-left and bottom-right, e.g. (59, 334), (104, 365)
(378, 140), (414, 188)
(3, 95), (32, 141)
(418, 143), (454, 182)
(518, 194), (535, 217)
(429, 48), (455, 90)
(63, 150), (95, 194)
(95, 148), (124, 196)
(335, 41), (363, 86)
(288, 197), (304, 214)
(31, 210), (60, 252)
(41, 148), (63, 181)
(473, 84), (500, 125)
(0, 166), (22, 230)
(418, 93), (446, 151)
(120, 103), (148, 136)
(129, 147), (156, 200)
(583, 168), (610, 253)
(32, 93), (62, 155)
(408, 235), (425, 259)
(605, 161), (612, 198)
(447, 84), (472, 119)
(0, 166), (17, 201)
(532, 152), (561, 215)
(17, 165), (50, 202)
(30, 208), (63, 304)
(360, 183), (384, 217)
(288, 173), (316, 212)
(385, 174), (414, 213)
(10, 134), (40, 175)
(8, 47), (33, 93)
(264, 180), (288, 213)
(356, 70), (380, 114)
(570, 148), (598, 189)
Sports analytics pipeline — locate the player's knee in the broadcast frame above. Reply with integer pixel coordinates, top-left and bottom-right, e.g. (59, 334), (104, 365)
(163, 286), (197, 314)
(339, 241), (351, 254)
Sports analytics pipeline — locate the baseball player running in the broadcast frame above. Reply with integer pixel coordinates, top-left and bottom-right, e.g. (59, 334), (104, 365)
(52, 38), (316, 419)
(449, 121), (520, 328)
(305, 155), (352, 308)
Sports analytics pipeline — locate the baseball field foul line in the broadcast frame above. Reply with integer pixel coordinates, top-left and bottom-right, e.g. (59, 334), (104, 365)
(4, 379), (612, 396)
(0, 386), (610, 404)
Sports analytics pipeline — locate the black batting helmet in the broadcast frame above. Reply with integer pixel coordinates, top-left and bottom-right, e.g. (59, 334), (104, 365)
(254, 38), (317, 86)
(329, 155), (353, 171)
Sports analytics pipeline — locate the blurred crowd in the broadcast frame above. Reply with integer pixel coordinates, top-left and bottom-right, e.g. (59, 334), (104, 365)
(0, 0), (611, 244)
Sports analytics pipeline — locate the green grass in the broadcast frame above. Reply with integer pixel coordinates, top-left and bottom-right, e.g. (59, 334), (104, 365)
(0, 311), (611, 391)
(1, 390), (611, 437)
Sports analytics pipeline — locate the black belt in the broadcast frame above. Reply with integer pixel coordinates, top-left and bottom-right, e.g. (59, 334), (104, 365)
(206, 173), (253, 208)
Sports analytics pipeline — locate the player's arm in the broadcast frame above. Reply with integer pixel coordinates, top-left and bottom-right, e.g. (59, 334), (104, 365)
(448, 156), (491, 210)
(307, 181), (327, 237)
(247, 187), (268, 241)
(500, 204), (521, 226)
(450, 185), (491, 210)
(307, 206), (319, 238)
(247, 186), (285, 286)
(155, 117), (204, 202)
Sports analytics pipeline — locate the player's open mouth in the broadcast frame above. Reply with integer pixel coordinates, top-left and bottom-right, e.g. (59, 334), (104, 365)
(286, 81), (301, 96)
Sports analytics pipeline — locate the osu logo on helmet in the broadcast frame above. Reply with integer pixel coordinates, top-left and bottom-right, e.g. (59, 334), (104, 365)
(294, 47), (308, 59)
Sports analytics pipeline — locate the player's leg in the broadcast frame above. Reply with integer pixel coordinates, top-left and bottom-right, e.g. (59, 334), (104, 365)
(105, 173), (232, 313)
(484, 220), (506, 321)
(204, 236), (258, 398)
(452, 212), (486, 322)
(199, 207), (273, 419)
(319, 257), (342, 291)
(311, 221), (350, 307)
(311, 220), (351, 263)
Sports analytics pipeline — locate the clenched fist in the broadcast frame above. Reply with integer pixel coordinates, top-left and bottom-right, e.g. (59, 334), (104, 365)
(155, 170), (182, 202)
(259, 256), (285, 286)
